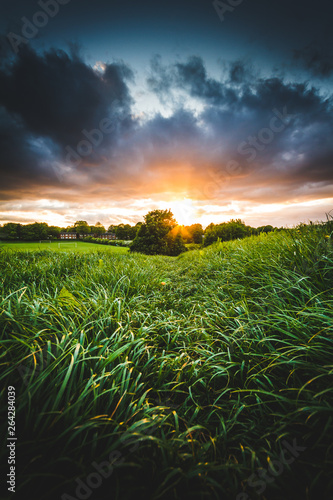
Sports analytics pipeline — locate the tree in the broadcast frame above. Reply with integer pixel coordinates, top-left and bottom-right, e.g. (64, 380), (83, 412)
(190, 224), (204, 244)
(0, 223), (63, 240)
(74, 221), (91, 235)
(48, 226), (62, 239)
(128, 224), (139, 240)
(166, 227), (187, 256)
(257, 225), (274, 234)
(21, 222), (48, 241)
(203, 219), (252, 246)
(182, 224), (204, 244)
(107, 223), (140, 240)
(115, 224), (132, 240)
(90, 222), (106, 235)
(130, 209), (186, 255)
(0, 223), (21, 240)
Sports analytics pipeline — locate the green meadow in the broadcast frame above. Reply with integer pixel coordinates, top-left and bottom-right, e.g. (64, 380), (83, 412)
(0, 240), (128, 254)
(1, 223), (333, 499)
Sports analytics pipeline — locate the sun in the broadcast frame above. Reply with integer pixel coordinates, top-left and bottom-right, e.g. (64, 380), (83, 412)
(170, 199), (197, 226)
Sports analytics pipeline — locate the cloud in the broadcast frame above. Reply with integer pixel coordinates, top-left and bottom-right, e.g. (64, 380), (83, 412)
(147, 55), (238, 106)
(146, 54), (175, 101)
(0, 49), (333, 226)
(0, 45), (134, 147)
(226, 59), (258, 85)
(0, 43), (136, 195)
(293, 42), (333, 79)
(144, 56), (333, 203)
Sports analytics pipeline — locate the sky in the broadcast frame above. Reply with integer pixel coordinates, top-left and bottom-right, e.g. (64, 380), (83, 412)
(0, 0), (332, 228)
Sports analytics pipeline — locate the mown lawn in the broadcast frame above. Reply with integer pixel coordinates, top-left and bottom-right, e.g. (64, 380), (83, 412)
(0, 240), (129, 254)
(0, 222), (332, 500)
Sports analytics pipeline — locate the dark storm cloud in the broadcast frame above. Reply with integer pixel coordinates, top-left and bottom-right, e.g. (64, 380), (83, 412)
(0, 107), (49, 191)
(293, 43), (333, 79)
(0, 45), (134, 148)
(147, 55), (333, 118)
(228, 60), (255, 85)
(0, 43), (135, 195)
(147, 55), (238, 106)
(174, 56), (233, 105)
(132, 108), (201, 152)
(0, 33), (13, 62)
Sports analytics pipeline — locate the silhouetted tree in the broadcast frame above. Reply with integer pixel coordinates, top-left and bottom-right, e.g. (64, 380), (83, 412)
(130, 209), (186, 255)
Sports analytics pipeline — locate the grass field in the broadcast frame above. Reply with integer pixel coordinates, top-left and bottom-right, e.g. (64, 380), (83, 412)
(0, 240), (129, 254)
(1, 223), (333, 500)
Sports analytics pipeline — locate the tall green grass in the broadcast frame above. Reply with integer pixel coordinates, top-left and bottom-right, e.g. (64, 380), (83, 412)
(0, 222), (332, 500)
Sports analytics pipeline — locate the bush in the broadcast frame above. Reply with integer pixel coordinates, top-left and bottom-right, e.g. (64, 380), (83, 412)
(82, 237), (132, 247)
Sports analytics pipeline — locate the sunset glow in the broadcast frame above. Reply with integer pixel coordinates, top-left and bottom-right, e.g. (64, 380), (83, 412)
(0, 0), (332, 229)
(167, 199), (197, 226)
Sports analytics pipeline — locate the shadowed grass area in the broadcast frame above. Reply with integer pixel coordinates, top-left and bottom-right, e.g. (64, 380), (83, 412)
(0, 221), (332, 500)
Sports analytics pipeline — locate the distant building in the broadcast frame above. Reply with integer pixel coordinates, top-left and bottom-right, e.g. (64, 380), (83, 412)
(99, 233), (116, 240)
(59, 232), (116, 240)
(59, 232), (77, 240)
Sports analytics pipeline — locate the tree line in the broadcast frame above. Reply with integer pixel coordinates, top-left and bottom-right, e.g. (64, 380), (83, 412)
(203, 220), (276, 246)
(129, 211), (278, 256)
(0, 221), (140, 241)
(0, 212), (279, 256)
